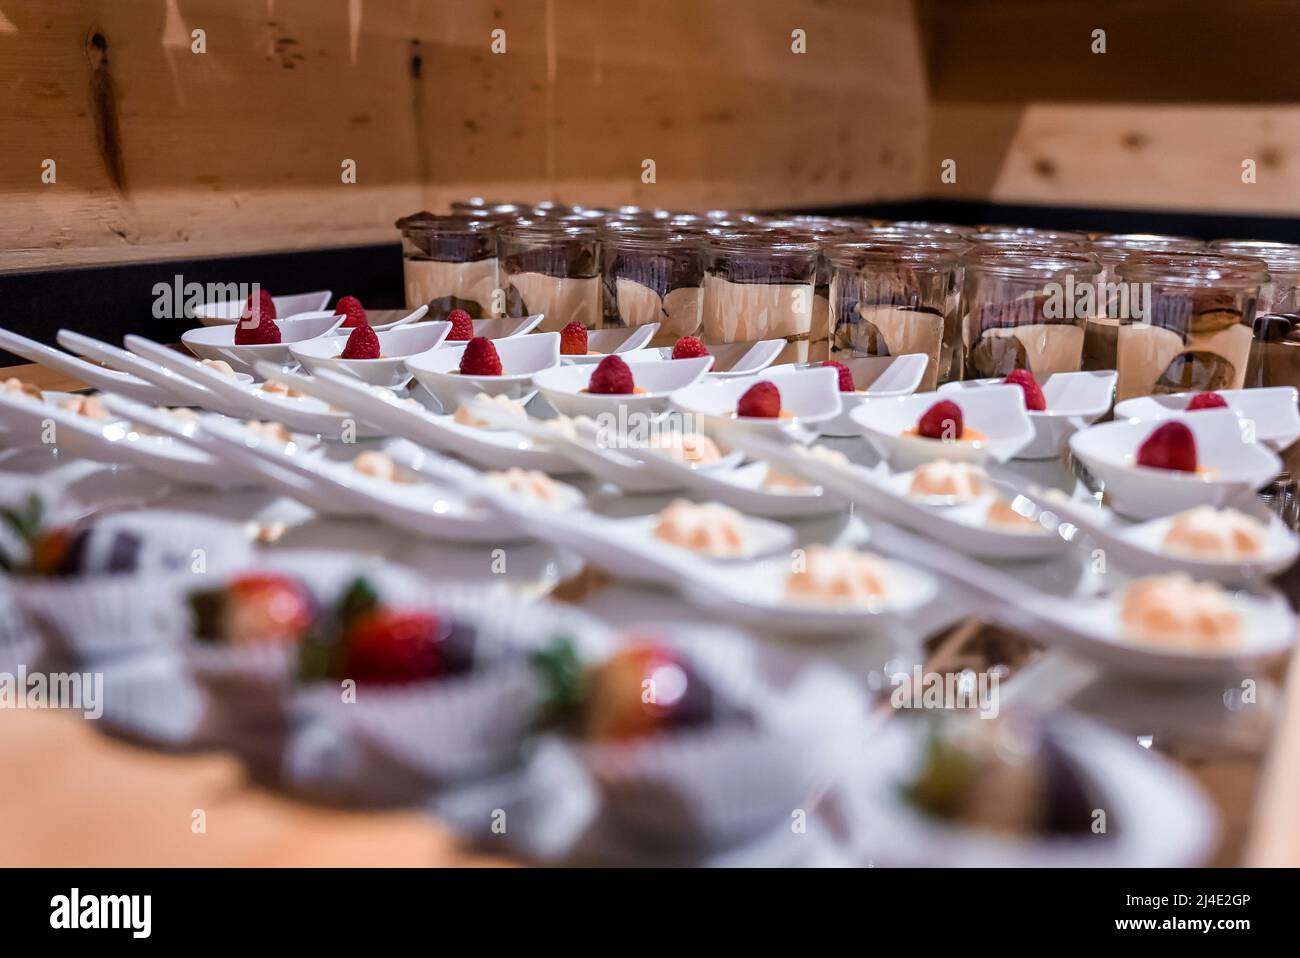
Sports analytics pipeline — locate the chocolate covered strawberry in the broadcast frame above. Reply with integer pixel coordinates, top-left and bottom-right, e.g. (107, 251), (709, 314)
(671, 336), (710, 361)
(446, 308), (475, 341)
(188, 572), (315, 647)
(560, 322), (588, 356)
(1187, 391), (1228, 411)
(532, 637), (740, 742)
(339, 609), (476, 685)
(0, 495), (141, 577)
(333, 295), (367, 328)
(823, 360), (855, 393)
(340, 322), (381, 359)
(916, 399), (964, 440)
(1003, 369), (1046, 411)
(459, 336), (503, 376)
(1136, 421), (1197, 472)
(736, 381), (781, 418)
(588, 355), (635, 394)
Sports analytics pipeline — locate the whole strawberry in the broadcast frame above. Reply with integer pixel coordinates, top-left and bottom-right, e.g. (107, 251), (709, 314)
(1187, 391), (1228, 411)
(460, 336), (503, 376)
(188, 572), (314, 647)
(446, 308), (475, 341)
(822, 360), (855, 392)
(245, 288), (276, 321)
(560, 322), (589, 356)
(334, 295), (367, 328)
(671, 336), (710, 361)
(588, 355), (635, 394)
(736, 381), (781, 418)
(340, 609), (475, 684)
(583, 644), (720, 741)
(917, 399), (964, 440)
(1136, 421), (1197, 472)
(340, 322), (381, 359)
(1003, 368), (1046, 411)
(235, 312), (282, 345)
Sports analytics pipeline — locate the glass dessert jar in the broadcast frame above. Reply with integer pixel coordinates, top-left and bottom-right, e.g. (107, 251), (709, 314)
(1209, 240), (1300, 314)
(599, 223), (704, 343)
(960, 247), (1102, 381)
(395, 212), (501, 320)
(498, 220), (602, 331)
(1113, 252), (1267, 401)
(701, 232), (821, 363)
(827, 238), (962, 390)
(1082, 234), (1206, 371)
(971, 226), (1088, 249)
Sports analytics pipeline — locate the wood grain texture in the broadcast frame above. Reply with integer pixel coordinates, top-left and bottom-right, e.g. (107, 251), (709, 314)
(0, 710), (507, 867)
(920, 0), (1300, 215)
(0, 0), (926, 270)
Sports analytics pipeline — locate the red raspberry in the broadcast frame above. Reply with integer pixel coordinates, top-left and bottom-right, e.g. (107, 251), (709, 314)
(333, 295), (367, 328)
(340, 322), (381, 359)
(671, 336), (710, 360)
(446, 309), (475, 341)
(917, 399), (964, 440)
(588, 355), (635, 394)
(341, 610), (446, 684)
(560, 322), (589, 356)
(234, 313), (282, 345)
(459, 336), (503, 376)
(1136, 421), (1197, 472)
(1187, 391), (1228, 411)
(245, 288), (276, 321)
(736, 381), (781, 418)
(822, 360), (855, 392)
(1003, 368), (1047, 411)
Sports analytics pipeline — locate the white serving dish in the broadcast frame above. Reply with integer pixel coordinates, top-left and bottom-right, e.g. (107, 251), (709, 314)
(288, 322), (452, 389)
(406, 332), (560, 410)
(851, 385), (1034, 469)
(1113, 386), (1300, 451)
(940, 370), (1117, 459)
(534, 355), (711, 418)
(1068, 409), (1283, 519)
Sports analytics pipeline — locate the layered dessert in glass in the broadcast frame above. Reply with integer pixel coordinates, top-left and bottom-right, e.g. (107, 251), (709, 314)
(396, 212), (502, 321)
(828, 237), (962, 390)
(1209, 239), (1300, 314)
(499, 219), (602, 331)
(960, 246), (1102, 381)
(700, 231), (821, 364)
(1113, 251), (1267, 401)
(600, 222), (704, 343)
(1083, 234), (1206, 371)
(763, 218), (862, 362)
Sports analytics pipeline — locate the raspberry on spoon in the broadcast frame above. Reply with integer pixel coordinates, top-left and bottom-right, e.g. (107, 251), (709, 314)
(1003, 368), (1046, 411)
(671, 336), (710, 360)
(1186, 392), (1228, 411)
(459, 336), (503, 376)
(736, 381), (781, 418)
(916, 400), (963, 440)
(822, 360), (855, 393)
(339, 323), (381, 359)
(333, 295), (367, 328)
(1136, 421), (1197, 472)
(588, 355), (635, 394)
(235, 312), (282, 346)
(560, 322), (589, 356)
(446, 309), (475, 341)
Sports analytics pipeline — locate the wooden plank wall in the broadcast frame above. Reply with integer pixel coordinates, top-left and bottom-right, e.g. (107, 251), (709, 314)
(0, 0), (927, 271)
(919, 0), (1300, 216)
